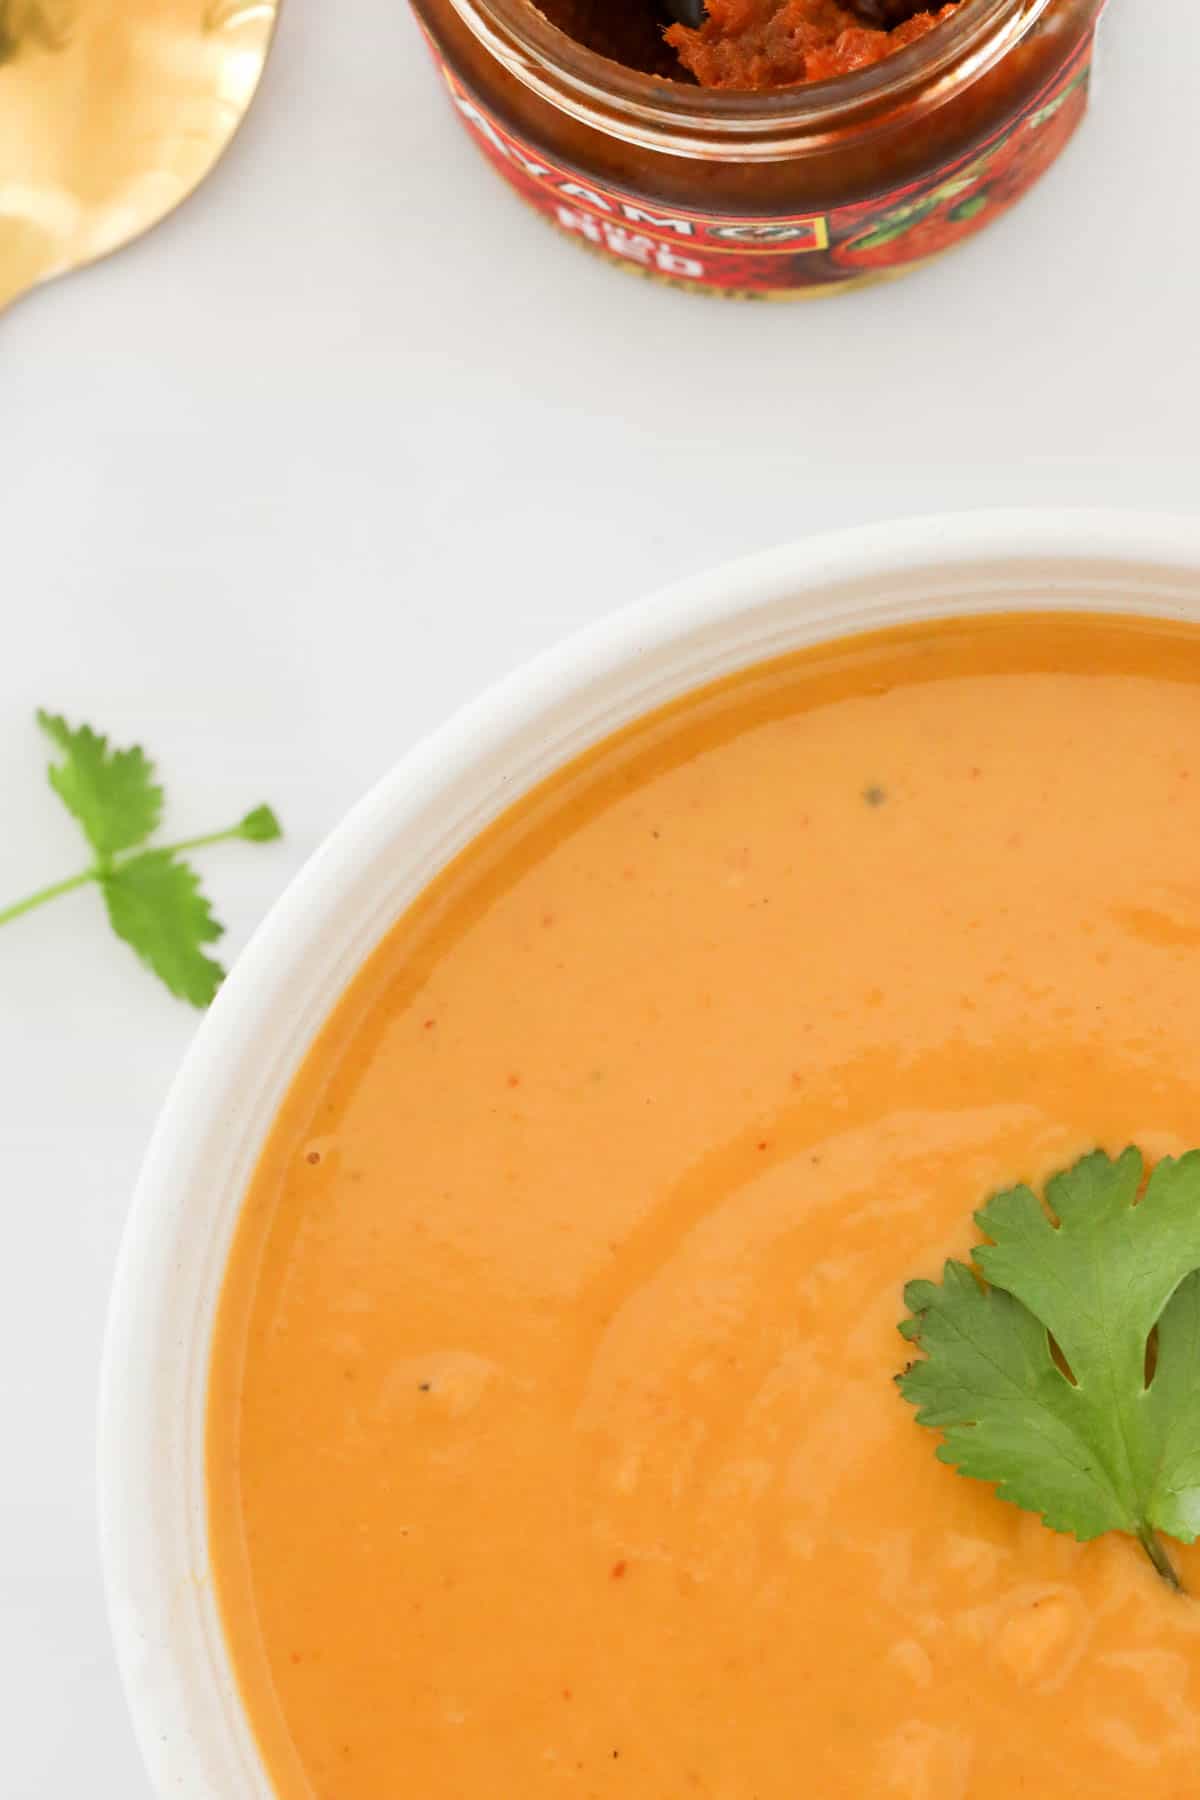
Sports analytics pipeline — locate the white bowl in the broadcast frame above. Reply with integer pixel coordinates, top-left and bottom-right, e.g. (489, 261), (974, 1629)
(99, 510), (1200, 1798)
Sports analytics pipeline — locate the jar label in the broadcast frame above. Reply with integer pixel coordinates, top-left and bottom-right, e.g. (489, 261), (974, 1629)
(424, 28), (1096, 295)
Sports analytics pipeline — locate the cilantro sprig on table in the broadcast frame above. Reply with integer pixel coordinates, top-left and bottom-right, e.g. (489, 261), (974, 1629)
(898, 1148), (1200, 1591)
(0, 711), (281, 1007)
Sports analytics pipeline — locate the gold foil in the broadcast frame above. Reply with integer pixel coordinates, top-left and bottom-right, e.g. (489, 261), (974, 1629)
(0, 0), (279, 311)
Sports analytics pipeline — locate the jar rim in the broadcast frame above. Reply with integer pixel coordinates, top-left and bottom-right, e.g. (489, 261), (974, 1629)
(441, 0), (1055, 149)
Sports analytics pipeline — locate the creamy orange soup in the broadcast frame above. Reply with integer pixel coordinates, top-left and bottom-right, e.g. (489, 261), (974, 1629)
(209, 613), (1200, 1799)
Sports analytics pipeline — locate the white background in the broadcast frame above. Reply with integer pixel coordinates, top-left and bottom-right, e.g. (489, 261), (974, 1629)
(1, 0), (1196, 1792)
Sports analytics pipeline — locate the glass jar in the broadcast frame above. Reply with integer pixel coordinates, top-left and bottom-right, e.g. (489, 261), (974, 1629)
(408, 0), (1106, 296)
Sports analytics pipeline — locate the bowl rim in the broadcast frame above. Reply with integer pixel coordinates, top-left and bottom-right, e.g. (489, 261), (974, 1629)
(98, 507), (1200, 1798)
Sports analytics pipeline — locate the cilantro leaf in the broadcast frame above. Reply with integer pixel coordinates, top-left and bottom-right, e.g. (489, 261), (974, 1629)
(237, 804), (282, 843)
(37, 709), (162, 858)
(2, 711), (282, 1007)
(898, 1148), (1200, 1581)
(102, 851), (225, 1007)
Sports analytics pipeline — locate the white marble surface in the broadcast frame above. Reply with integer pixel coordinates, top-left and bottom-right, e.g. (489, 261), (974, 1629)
(1, 0), (1195, 1792)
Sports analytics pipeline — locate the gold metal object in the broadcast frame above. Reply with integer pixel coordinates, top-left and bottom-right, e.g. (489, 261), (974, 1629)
(0, 0), (280, 312)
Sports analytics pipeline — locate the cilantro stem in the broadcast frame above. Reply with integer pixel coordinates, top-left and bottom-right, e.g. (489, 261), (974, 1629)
(0, 809), (280, 930)
(154, 825), (256, 857)
(0, 867), (97, 925)
(1137, 1525), (1184, 1593)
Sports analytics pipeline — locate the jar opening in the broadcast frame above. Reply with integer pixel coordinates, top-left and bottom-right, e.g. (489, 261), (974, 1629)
(444, 0), (1055, 143)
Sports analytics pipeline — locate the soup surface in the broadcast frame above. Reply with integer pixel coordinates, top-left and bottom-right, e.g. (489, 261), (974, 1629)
(210, 613), (1200, 1799)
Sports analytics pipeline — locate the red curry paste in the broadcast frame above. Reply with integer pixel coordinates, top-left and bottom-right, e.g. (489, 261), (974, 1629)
(537, 0), (963, 88)
(414, 0), (1101, 295)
